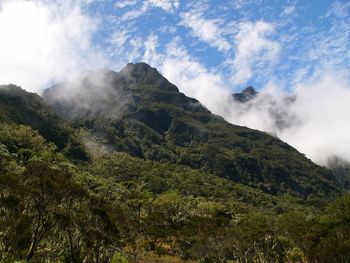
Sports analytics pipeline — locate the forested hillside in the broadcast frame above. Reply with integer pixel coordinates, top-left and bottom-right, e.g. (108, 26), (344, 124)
(1, 123), (349, 262)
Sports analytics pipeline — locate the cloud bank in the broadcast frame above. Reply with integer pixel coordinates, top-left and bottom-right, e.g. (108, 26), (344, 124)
(0, 0), (107, 92)
(230, 72), (350, 166)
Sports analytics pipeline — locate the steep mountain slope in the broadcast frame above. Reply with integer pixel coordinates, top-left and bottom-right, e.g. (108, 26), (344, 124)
(43, 63), (340, 196)
(0, 84), (88, 160)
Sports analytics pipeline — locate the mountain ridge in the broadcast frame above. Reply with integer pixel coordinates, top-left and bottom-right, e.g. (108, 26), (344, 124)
(41, 62), (340, 197)
(0, 63), (341, 197)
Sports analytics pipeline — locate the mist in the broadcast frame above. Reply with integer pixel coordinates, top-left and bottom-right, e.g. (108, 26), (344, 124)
(43, 69), (132, 120)
(166, 65), (350, 167)
(226, 71), (350, 166)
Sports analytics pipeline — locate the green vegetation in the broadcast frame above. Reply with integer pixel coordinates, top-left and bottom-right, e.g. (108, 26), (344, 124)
(0, 85), (89, 161)
(1, 123), (349, 262)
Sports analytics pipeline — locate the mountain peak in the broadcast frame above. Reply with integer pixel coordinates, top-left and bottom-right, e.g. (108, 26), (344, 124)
(122, 62), (154, 71)
(120, 62), (178, 92)
(242, 86), (257, 96)
(233, 86), (258, 102)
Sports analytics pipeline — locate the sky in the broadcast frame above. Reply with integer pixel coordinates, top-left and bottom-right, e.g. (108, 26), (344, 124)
(0, 0), (349, 166)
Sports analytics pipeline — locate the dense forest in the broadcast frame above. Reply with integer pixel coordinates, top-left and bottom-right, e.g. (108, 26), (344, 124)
(1, 63), (349, 262)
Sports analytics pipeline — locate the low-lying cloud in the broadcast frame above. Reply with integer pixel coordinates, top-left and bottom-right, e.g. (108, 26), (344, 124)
(229, 71), (350, 166)
(44, 69), (132, 120)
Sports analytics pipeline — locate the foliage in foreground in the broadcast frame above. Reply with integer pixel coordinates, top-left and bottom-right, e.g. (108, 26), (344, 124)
(0, 124), (349, 262)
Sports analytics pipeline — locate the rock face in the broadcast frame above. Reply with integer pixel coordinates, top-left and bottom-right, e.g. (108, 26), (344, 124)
(233, 86), (258, 102)
(41, 63), (340, 196)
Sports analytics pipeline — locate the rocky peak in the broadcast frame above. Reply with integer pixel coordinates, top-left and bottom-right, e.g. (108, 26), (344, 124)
(120, 62), (178, 92)
(233, 86), (258, 102)
(242, 86), (257, 96)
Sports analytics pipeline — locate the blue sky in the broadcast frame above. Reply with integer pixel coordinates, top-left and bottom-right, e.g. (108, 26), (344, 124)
(78, 0), (350, 92)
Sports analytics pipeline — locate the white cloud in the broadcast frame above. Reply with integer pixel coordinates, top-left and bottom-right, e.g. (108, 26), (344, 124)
(119, 0), (179, 20)
(146, 0), (179, 12)
(281, 5), (296, 16)
(230, 20), (280, 85)
(0, 0), (107, 92)
(326, 0), (350, 18)
(127, 37), (144, 62)
(281, 72), (350, 164)
(120, 8), (146, 20)
(114, 0), (138, 9)
(110, 29), (130, 47)
(142, 36), (234, 118)
(180, 9), (231, 52)
(161, 41), (233, 115)
(143, 34), (160, 66)
(226, 70), (350, 166)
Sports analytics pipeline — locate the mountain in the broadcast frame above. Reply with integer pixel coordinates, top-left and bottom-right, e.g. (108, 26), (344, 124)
(1, 63), (349, 262)
(232, 86), (258, 102)
(43, 62), (340, 197)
